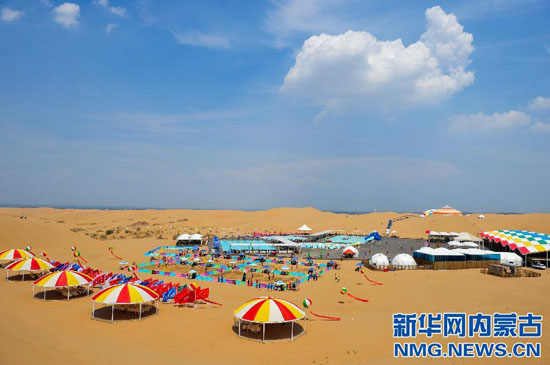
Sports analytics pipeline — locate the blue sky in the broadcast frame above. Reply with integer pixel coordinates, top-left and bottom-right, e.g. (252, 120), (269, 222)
(0, 0), (549, 212)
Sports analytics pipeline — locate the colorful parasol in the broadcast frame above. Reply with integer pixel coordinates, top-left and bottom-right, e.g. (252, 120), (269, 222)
(92, 283), (159, 304)
(234, 296), (305, 323)
(34, 270), (92, 288)
(6, 257), (54, 271)
(0, 248), (35, 261)
(480, 230), (550, 255)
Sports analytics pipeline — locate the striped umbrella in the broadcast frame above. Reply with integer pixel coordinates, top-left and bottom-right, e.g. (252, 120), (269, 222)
(234, 296), (305, 342)
(92, 283), (159, 304)
(234, 296), (304, 323)
(91, 283), (160, 322)
(33, 271), (92, 300)
(6, 258), (54, 272)
(481, 230), (550, 255)
(0, 248), (35, 261)
(34, 270), (92, 288)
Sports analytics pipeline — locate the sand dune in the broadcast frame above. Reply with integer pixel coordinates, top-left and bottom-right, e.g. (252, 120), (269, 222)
(0, 207), (549, 364)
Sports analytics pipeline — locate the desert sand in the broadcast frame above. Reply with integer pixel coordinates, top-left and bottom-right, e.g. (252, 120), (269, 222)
(1, 207), (549, 364)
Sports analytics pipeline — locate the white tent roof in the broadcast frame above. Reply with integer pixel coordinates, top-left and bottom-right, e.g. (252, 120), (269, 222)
(342, 245), (359, 256)
(499, 252), (523, 266)
(416, 247), (464, 256)
(190, 233), (202, 240)
(478, 215), (485, 219)
(456, 232), (482, 243)
(447, 240), (478, 248)
(391, 253), (417, 267)
(297, 224), (312, 231)
(176, 233), (190, 240)
(369, 253), (389, 267)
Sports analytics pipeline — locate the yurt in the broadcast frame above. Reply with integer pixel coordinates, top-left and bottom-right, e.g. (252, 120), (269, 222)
(342, 246), (359, 258)
(234, 296), (306, 343)
(369, 253), (389, 269)
(391, 253), (417, 269)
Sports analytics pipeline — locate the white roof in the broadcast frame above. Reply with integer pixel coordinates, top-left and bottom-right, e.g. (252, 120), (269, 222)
(415, 247), (464, 256)
(297, 224), (312, 231)
(190, 233), (202, 240)
(369, 253), (389, 267)
(342, 245), (359, 255)
(499, 252), (523, 266)
(271, 237), (299, 247)
(456, 232), (482, 243)
(176, 234), (191, 240)
(448, 240), (478, 248)
(455, 248), (495, 255)
(391, 253), (417, 266)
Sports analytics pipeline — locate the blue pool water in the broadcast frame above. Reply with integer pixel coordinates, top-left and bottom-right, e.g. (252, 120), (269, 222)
(220, 240), (276, 252)
(328, 235), (369, 244)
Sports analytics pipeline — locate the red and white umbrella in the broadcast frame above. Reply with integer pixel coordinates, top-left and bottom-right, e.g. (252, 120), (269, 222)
(0, 248), (35, 262)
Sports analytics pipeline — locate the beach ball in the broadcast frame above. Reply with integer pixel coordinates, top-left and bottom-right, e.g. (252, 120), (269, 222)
(25, 246), (32, 252)
(41, 251), (47, 257)
(303, 299), (312, 309)
(71, 246), (77, 251)
(340, 287), (348, 295)
(360, 268), (365, 274)
(73, 251), (80, 258)
(109, 246), (113, 250)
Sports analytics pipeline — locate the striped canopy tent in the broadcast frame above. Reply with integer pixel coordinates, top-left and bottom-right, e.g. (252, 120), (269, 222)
(424, 205), (462, 216)
(0, 248), (35, 262)
(480, 230), (550, 255)
(33, 270), (92, 300)
(234, 296), (306, 342)
(91, 283), (160, 322)
(5, 258), (54, 281)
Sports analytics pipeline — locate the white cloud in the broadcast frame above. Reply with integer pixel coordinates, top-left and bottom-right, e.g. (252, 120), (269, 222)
(265, 0), (351, 38)
(1, 7), (24, 22)
(106, 23), (119, 34)
(172, 31), (231, 49)
(531, 121), (550, 133)
(281, 6), (474, 111)
(448, 111), (531, 134)
(95, 0), (126, 17)
(53, 3), (80, 28)
(529, 96), (550, 110)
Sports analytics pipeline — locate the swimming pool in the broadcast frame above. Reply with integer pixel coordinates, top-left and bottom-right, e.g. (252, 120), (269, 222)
(220, 240), (276, 252)
(327, 235), (369, 244)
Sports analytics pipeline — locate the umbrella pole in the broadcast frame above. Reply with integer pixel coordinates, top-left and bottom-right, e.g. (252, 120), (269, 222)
(44, 288), (46, 301)
(139, 303), (142, 320)
(291, 321), (294, 341)
(93, 302), (95, 319)
(67, 287), (70, 300)
(111, 304), (114, 322)
(262, 323), (265, 343)
(238, 320), (241, 337)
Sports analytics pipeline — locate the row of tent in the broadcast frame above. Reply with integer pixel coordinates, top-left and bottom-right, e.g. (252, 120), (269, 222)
(176, 233), (203, 241)
(366, 249), (524, 269)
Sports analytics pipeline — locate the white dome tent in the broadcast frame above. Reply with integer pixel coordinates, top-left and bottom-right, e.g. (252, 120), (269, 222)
(391, 253), (417, 269)
(342, 246), (359, 258)
(369, 253), (389, 269)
